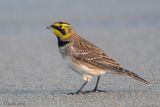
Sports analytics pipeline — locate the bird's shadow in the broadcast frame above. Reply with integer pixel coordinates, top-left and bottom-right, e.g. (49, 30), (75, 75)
(0, 88), (151, 96)
(65, 89), (151, 95)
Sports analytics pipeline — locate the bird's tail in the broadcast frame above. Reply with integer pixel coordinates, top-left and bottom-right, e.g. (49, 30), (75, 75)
(116, 67), (151, 85)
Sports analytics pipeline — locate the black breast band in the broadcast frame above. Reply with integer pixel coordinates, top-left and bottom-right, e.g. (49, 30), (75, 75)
(57, 37), (70, 47)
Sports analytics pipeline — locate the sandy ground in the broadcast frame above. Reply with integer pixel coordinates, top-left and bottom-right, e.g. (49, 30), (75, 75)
(0, 25), (160, 107)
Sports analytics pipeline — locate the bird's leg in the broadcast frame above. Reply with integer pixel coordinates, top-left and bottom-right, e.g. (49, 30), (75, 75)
(68, 81), (88, 95)
(93, 76), (101, 91)
(86, 76), (106, 93)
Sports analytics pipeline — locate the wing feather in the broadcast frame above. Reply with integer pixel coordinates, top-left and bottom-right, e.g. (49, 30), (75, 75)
(70, 36), (121, 69)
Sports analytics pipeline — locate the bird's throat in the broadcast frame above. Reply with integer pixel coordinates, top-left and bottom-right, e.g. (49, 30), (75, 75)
(57, 37), (70, 47)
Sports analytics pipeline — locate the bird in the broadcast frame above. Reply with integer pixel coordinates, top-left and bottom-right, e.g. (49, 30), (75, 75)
(47, 21), (151, 95)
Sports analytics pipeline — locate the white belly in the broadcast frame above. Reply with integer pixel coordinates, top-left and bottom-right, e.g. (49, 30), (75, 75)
(64, 56), (84, 75)
(64, 56), (106, 76)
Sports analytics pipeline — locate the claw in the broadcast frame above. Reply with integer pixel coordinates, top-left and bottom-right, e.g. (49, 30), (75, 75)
(67, 90), (85, 95)
(85, 89), (106, 93)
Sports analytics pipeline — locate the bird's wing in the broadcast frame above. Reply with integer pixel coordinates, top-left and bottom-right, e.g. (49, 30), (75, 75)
(69, 36), (151, 85)
(70, 36), (121, 70)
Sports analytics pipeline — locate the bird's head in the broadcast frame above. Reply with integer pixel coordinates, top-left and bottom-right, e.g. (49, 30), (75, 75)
(47, 21), (74, 41)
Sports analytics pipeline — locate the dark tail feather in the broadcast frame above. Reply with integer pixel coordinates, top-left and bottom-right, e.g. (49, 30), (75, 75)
(116, 67), (151, 85)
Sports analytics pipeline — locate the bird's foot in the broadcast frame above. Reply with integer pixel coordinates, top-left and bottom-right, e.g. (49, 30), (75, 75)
(68, 89), (106, 95)
(67, 90), (85, 95)
(85, 89), (106, 93)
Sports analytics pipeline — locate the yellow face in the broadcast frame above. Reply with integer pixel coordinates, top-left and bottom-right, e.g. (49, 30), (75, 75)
(47, 22), (72, 41)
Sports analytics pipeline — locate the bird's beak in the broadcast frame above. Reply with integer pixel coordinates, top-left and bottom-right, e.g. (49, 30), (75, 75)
(47, 25), (52, 29)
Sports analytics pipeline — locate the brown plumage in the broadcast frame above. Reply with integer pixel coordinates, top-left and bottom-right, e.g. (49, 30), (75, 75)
(47, 21), (151, 94)
(69, 34), (150, 85)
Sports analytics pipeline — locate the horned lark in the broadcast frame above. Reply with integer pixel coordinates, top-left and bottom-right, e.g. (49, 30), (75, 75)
(47, 21), (150, 94)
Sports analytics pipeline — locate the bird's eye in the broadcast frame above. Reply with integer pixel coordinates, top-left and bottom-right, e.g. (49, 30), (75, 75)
(59, 25), (62, 29)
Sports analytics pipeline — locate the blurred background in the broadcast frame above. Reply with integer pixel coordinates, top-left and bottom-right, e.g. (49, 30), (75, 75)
(0, 0), (160, 36)
(0, 0), (160, 106)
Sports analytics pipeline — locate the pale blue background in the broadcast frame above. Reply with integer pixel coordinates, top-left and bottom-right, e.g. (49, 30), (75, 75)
(0, 0), (160, 36)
